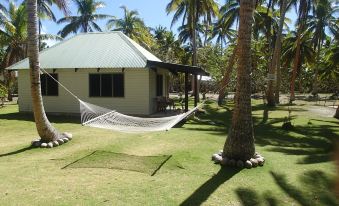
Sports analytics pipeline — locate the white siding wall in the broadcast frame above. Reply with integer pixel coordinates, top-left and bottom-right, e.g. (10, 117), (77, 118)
(18, 68), (151, 115)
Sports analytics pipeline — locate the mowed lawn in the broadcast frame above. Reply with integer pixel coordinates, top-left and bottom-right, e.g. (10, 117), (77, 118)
(0, 100), (338, 206)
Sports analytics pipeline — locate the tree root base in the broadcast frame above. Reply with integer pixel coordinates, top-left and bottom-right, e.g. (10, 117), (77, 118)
(211, 150), (265, 169)
(31, 132), (73, 148)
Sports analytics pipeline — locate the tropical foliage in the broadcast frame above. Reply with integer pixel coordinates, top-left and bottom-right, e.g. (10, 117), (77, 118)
(0, 0), (338, 158)
(57, 0), (111, 37)
(107, 6), (154, 49)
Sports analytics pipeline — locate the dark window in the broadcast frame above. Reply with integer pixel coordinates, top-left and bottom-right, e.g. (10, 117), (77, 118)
(156, 74), (163, 96)
(89, 73), (124, 97)
(40, 73), (58, 96)
(89, 74), (100, 97)
(101, 74), (113, 97)
(113, 74), (124, 97)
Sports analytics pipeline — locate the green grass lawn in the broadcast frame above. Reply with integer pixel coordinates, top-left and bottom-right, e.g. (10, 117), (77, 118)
(0, 100), (338, 205)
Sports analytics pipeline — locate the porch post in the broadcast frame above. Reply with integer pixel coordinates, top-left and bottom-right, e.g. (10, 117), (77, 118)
(185, 71), (189, 112)
(194, 74), (198, 107)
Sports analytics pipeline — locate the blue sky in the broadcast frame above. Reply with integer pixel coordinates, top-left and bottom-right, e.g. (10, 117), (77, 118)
(40, 0), (178, 36)
(8, 0), (298, 45)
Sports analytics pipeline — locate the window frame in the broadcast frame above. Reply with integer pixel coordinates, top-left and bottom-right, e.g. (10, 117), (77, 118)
(88, 73), (125, 98)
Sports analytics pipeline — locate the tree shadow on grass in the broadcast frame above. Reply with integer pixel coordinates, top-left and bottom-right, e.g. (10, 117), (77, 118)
(0, 145), (34, 158)
(235, 187), (261, 206)
(254, 120), (337, 164)
(0, 112), (80, 124)
(235, 170), (337, 206)
(180, 167), (241, 206)
(271, 170), (337, 206)
(235, 187), (281, 206)
(184, 102), (337, 164)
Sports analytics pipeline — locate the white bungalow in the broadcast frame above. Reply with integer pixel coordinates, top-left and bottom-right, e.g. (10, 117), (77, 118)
(6, 32), (208, 115)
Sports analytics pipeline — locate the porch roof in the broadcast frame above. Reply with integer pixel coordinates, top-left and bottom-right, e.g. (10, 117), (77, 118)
(146, 60), (209, 76)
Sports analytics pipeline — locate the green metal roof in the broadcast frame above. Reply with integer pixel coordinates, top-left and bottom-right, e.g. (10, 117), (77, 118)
(6, 31), (162, 70)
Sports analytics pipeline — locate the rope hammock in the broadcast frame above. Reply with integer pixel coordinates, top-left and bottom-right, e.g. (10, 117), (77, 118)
(40, 68), (204, 133)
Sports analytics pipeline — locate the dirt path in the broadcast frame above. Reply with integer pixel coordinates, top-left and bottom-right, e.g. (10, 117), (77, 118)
(306, 106), (337, 118)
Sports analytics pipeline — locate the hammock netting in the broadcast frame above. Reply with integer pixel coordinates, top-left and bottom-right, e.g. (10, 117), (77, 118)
(79, 100), (201, 133)
(39, 68), (203, 133)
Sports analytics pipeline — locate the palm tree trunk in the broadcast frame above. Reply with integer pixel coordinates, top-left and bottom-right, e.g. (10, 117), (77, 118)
(267, 0), (287, 106)
(38, 18), (41, 51)
(27, 0), (62, 142)
(191, 5), (199, 102)
(274, 58), (282, 103)
(223, 0), (255, 161)
(290, 32), (301, 102)
(5, 70), (12, 101)
(218, 45), (237, 105)
(312, 40), (321, 95)
(334, 105), (339, 119)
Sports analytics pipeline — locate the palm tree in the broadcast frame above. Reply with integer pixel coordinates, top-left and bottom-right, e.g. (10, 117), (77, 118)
(267, 0), (288, 106)
(210, 21), (236, 52)
(26, 0), (70, 143)
(289, 0), (312, 101)
(107, 6), (154, 49)
(57, 0), (110, 37)
(152, 26), (180, 62)
(0, 2), (27, 68)
(0, 2), (7, 22)
(177, 22), (203, 46)
(282, 30), (315, 99)
(216, 0), (239, 105)
(306, 0), (338, 95)
(219, 0), (240, 30)
(166, 0), (219, 101)
(223, 0), (256, 161)
(36, 0), (61, 48)
(0, 2), (28, 101)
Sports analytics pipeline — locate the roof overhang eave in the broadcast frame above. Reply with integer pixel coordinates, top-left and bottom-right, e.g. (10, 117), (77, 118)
(146, 60), (209, 76)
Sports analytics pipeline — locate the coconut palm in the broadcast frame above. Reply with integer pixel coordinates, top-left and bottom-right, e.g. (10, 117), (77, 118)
(152, 26), (180, 62)
(57, 0), (111, 37)
(210, 21), (236, 52)
(107, 6), (154, 48)
(219, 0), (240, 30)
(289, 0), (313, 101)
(0, 2), (27, 68)
(223, 0), (256, 161)
(266, 0), (289, 106)
(170, 0), (219, 64)
(305, 0), (338, 95)
(36, 0), (59, 47)
(0, 2), (7, 23)
(167, 0), (219, 101)
(0, 2), (28, 100)
(282, 30), (315, 99)
(177, 22), (204, 45)
(215, 0), (240, 105)
(26, 0), (70, 143)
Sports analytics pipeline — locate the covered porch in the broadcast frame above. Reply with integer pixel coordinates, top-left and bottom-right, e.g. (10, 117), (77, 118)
(147, 60), (209, 113)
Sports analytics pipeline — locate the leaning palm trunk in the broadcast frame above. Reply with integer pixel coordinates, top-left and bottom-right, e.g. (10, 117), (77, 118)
(267, 0), (287, 106)
(223, 0), (255, 161)
(217, 45), (237, 105)
(27, 0), (64, 142)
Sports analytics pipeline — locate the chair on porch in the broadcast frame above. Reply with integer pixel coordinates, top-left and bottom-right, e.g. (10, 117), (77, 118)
(155, 97), (175, 112)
